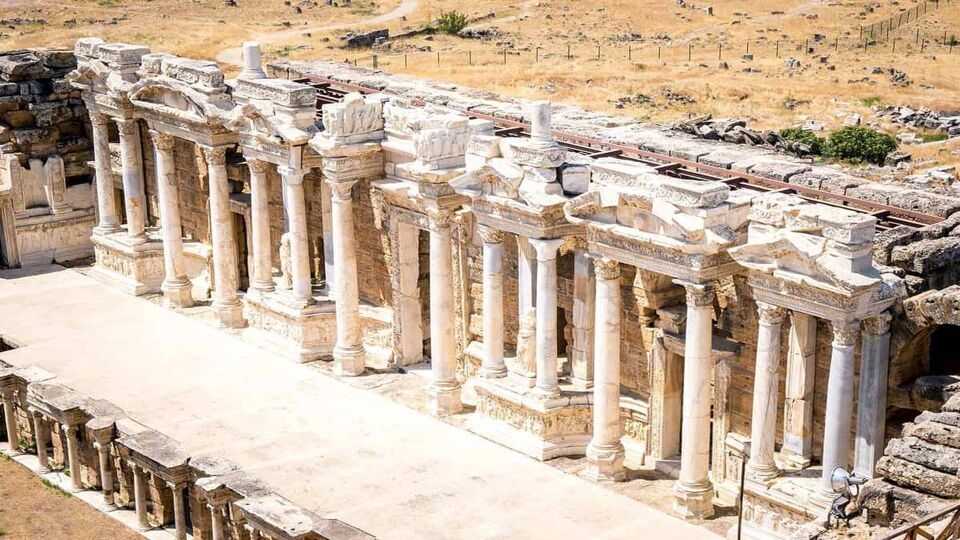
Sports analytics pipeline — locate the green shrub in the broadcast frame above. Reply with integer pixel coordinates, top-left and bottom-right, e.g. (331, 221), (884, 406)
(860, 96), (883, 108)
(824, 126), (897, 165)
(780, 127), (825, 155)
(436, 10), (468, 35)
(921, 132), (949, 143)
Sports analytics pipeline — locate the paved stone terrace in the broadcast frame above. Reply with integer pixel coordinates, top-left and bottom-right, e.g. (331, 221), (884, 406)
(0, 265), (717, 540)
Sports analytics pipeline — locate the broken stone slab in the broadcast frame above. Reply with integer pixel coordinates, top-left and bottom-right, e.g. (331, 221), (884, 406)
(118, 429), (190, 472)
(860, 478), (952, 528)
(876, 455), (960, 498)
(890, 236), (960, 275)
(885, 436), (960, 475)
(234, 493), (375, 540)
(903, 418), (960, 449)
(0, 51), (48, 82)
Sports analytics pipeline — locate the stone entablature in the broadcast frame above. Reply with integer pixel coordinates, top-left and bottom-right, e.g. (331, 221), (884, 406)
(0, 361), (373, 540)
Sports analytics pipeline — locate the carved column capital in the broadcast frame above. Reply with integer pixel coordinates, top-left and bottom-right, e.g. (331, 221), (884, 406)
(328, 180), (357, 202)
(90, 112), (111, 129)
(149, 130), (176, 152)
(831, 320), (861, 347)
(477, 224), (504, 244)
(756, 302), (787, 326)
(593, 257), (621, 281)
(201, 145), (228, 166)
(528, 237), (565, 262)
(116, 118), (139, 138)
(678, 281), (715, 308)
(863, 312), (892, 336)
(426, 209), (455, 231)
(277, 166), (305, 186)
(247, 158), (272, 175)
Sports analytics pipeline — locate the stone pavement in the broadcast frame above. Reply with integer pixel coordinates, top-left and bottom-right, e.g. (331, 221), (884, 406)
(0, 265), (719, 540)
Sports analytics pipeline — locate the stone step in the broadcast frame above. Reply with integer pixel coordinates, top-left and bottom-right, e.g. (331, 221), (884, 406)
(876, 455), (960, 498)
(904, 417), (960, 449)
(885, 436), (960, 475)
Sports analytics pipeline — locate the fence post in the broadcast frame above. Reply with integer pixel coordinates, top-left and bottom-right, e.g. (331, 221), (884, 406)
(503, 50), (507, 64)
(658, 46), (661, 60)
(597, 44), (601, 61)
(536, 47), (540, 63)
(776, 40), (780, 57)
(372, 54), (378, 69)
(469, 50), (472, 65)
(688, 43), (692, 61)
(628, 46), (632, 61)
(718, 43), (722, 60)
(917, 28), (921, 45)
(746, 40), (750, 53)
(567, 43), (571, 60)
(835, 36), (839, 51)
(892, 37), (897, 53)
(404, 54), (407, 68)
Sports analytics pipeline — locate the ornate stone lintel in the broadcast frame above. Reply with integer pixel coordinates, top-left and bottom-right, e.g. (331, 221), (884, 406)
(593, 257), (621, 281)
(830, 320), (860, 348)
(756, 301), (787, 326)
(863, 311), (892, 336)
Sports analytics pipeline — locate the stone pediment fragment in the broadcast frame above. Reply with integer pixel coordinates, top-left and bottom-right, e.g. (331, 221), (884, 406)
(320, 92), (385, 145)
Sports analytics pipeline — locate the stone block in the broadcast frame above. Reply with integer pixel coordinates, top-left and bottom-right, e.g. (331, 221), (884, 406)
(0, 51), (46, 81)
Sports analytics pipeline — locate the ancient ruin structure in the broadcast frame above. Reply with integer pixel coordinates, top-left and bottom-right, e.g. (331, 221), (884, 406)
(5, 37), (960, 539)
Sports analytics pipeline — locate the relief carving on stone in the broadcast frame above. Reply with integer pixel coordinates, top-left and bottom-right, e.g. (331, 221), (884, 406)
(321, 93), (384, 143)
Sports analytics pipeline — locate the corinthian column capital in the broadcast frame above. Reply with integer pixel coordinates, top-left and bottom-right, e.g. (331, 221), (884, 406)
(149, 130), (176, 152)
(477, 224), (504, 244)
(247, 158), (272, 175)
(201, 145), (228, 166)
(593, 257), (621, 281)
(756, 302), (787, 326)
(831, 320), (860, 347)
(90, 112), (110, 128)
(678, 281), (715, 308)
(863, 312), (892, 336)
(116, 118), (139, 137)
(328, 180), (356, 202)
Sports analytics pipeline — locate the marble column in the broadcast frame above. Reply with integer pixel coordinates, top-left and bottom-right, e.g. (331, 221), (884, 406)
(585, 258), (625, 482)
(529, 238), (565, 398)
(428, 210), (461, 416)
(116, 119), (147, 242)
(245, 525), (262, 540)
(169, 482), (187, 540)
(202, 146), (244, 328)
(64, 424), (82, 491)
(149, 130), (192, 307)
(747, 302), (787, 482)
(674, 281), (715, 519)
(855, 312), (892, 478)
(279, 167), (313, 306)
(820, 320), (859, 495)
(1, 389), (18, 453)
(31, 410), (49, 473)
(131, 462), (150, 530)
(247, 159), (275, 295)
(571, 250), (596, 389)
(209, 504), (225, 540)
(782, 312), (817, 467)
(516, 236), (537, 322)
(90, 113), (121, 234)
(94, 439), (114, 507)
(328, 179), (365, 376)
(479, 225), (506, 378)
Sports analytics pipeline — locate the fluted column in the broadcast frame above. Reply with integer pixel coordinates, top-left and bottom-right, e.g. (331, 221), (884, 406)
(169, 482), (187, 540)
(116, 119), (147, 242)
(247, 159), (275, 295)
(31, 410), (49, 473)
(479, 225), (506, 378)
(90, 113), (120, 234)
(820, 320), (860, 495)
(209, 503), (225, 540)
(202, 146), (244, 328)
(855, 312), (892, 478)
(93, 437), (115, 507)
(674, 281), (715, 519)
(1, 388), (18, 454)
(279, 167), (313, 306)
(747, 302), (787, 482)
(427, 209), (461, 416)
(529, 238), (565, 398)
(64, 424), (82, 491)
(149, 130), (192, 307)
(328, 179), (365, 376)
(585, 258), (625, 482)
(130, 462), (150, 530)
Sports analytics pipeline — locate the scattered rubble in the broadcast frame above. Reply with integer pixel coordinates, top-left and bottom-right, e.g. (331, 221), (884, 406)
(341, 28), (389, 48)
(877, 106), (960, 138)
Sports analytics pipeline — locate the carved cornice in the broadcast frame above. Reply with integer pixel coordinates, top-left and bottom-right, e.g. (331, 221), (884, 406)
(831, 320), (860, 347)
(863, 312), (892, 336)
(594, 257), (621, 281)
(756, 301), (787, 326)
(477, 225), (505, 245)
(149, 130), (176, 152)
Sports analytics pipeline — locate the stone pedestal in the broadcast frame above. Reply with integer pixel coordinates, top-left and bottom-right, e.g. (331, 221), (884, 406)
(471, 377), (592, 460)
(243, 292), (337, 363)
(90, 230), (165, 295)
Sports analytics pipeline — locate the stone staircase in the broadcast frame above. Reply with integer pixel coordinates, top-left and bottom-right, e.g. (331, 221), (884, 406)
(861, 393), (960, 528)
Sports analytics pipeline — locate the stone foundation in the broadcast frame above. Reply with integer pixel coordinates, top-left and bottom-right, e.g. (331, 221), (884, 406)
(89, 231), (164, 295)
(14, 209), (96, 266)
(739, 477), (823, 540)
(471, 377), (592, 460)
(243, 292), (337, 362)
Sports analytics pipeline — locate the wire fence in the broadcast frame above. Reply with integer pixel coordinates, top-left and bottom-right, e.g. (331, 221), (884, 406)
(860, 0), (955, 43)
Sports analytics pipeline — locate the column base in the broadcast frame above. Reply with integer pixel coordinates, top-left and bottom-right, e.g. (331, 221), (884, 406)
(334, 344), (366, 377)
(429, 381), (463, 417)
(746, 462), (782, 485)
(162, 279), (194, 309)
(478, 365), (508, 379)
(213, 300), (246, 329)
(90, 230), (164, 296)
(583, 442), (626, 482)
(470, 377), (592, 461)
(673, 479), (716, 519)
(243, 292), (336, 361)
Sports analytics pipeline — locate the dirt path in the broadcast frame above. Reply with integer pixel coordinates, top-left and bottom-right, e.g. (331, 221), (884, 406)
(215, 0), (419, 66)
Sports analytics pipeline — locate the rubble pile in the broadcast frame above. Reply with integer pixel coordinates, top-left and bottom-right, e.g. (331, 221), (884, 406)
(877, 105), (960, 138)
(672, 116), (805, 151)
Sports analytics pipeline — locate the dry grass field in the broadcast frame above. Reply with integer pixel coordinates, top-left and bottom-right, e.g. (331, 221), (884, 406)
(2, 0), (960, 166)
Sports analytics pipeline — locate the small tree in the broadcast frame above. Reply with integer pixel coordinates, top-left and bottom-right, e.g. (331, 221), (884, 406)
(824, 126), (897, 165)
(436, 10), (468, 35)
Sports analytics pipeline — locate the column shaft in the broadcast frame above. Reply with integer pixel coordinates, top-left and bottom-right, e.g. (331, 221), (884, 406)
(821, 320), (859, 494)
(150, 130), (192, 307)
(32, 412), (49, 472)
(783, 313), (817, 466)
(247, 160), (274, 293)
(428, 211), (461, 416)
(571, 250), (596, 388)
(96, 441), (114, 506)
(530, 238), (564, 397)
(1, 392), (18, 452)
(328, 180), (365, 376)
(747, 302), (787, 481)
(479, 227), (506, 378)
(855, 313), (892, 478)
(170, 483), (187, 540)
(203, 146), (244, 328)
(117, 119), (147, 240)
(585, 258), (625, 481)
(90, 113), (120, 233)
(674, 281), (715, 519)
(132, 463), (150, 530)
(516, 236), (537, 320)
(64, 424), (82, 491)
(210, 505), (225, 540)
(280, 167), (312, 304)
